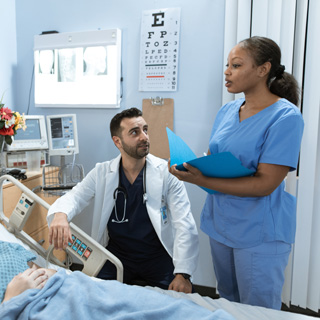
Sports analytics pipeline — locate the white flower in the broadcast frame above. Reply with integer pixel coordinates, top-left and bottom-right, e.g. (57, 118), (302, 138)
(5, 116), (15, 128)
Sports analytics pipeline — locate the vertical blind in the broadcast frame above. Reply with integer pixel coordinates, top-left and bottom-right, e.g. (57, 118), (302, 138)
(222, 0), (320, 311)
(291, 0), (320, 311)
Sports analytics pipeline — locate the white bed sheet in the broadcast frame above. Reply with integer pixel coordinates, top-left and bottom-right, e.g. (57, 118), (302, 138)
(147, 286), (318, 320)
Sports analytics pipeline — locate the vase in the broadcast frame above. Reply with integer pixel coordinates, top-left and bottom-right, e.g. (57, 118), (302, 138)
(0, 136), (7, 176)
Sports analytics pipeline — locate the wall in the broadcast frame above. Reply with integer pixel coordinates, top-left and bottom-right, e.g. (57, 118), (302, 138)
(12, 0), (226, 287)
(0, 0), (17, 108)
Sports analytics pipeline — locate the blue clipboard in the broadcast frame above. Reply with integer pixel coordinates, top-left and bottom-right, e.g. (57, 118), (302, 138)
(166, 128), (255, 194)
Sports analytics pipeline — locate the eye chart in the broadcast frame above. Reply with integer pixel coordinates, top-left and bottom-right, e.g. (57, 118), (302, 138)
(139, 7), (181, 92)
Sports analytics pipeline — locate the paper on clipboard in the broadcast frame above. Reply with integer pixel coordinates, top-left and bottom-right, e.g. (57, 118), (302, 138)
(142, 98), (173, 159)
(166, 128), (255, 194)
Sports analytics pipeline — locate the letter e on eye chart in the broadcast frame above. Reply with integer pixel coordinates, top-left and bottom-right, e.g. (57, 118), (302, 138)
(139, 7), (181, 92)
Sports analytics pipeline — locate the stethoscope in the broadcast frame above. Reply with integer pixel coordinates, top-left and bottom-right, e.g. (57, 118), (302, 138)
(111, 161), (147, 223)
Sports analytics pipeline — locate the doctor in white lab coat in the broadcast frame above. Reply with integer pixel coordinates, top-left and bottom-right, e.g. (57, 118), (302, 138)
(47, 108), (199, 293)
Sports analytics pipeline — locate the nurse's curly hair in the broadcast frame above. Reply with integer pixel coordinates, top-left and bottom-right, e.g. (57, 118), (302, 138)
(239, 36), (300, 106)
(110, 107), (143, 137)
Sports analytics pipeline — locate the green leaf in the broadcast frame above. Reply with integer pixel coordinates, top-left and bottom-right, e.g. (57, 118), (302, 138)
(0, 122), (4, 129)
(5, 135), (12, 145)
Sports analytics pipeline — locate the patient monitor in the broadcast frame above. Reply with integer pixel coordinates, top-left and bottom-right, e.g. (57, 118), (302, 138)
(46, 114), (79, 157)
(6, 115), (48, 152)
(0, 175), (123, 281)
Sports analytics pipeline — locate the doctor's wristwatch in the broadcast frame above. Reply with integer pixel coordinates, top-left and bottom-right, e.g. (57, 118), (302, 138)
(175, 273), (191, 281)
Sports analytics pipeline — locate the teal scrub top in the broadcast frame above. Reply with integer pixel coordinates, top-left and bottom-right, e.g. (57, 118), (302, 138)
(200, 98), (304, 248)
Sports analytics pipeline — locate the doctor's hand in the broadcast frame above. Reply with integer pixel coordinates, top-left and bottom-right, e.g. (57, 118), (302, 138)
(168, 159), (203, 185)
(49, 212), (72, 250)
(168, 274), (192, 293)
(3, 265), (48, 303)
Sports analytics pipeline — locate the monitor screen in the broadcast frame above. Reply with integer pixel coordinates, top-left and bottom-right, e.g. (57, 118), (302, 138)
(7, 115), (48, 151)
(15, 119), (41, 140)
(46, 114), (79, 156)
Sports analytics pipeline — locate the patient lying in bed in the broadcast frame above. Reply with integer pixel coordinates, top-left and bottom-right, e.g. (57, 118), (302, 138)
(0, 226), (235, 320)
(3, 263), (55, 303)
(0, 240), (57, 303)
(0, 223), (60, 303)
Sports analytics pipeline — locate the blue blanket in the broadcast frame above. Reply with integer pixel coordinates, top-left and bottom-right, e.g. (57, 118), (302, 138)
(0, 269), (235, 320)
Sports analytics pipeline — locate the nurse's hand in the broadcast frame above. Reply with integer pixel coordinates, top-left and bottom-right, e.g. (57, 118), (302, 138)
(49, 212), (72, 250)
(168, 274), (192, 293)
(168, 159), (203, 185)
(2, 265), (48, 303)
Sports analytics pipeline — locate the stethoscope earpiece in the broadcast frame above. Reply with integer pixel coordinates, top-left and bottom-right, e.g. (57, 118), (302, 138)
(113, 186), (127, 200)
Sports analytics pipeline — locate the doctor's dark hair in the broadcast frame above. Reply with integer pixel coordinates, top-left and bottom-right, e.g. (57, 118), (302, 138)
(110, 107), (143, 137)
(239, 36), (300, 105)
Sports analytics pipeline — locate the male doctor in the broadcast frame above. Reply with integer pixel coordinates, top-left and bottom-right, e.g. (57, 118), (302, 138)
(47, 108), (199, 293)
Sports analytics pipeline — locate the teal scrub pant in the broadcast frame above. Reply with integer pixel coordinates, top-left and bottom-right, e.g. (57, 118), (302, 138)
(209, 237), (291, 310)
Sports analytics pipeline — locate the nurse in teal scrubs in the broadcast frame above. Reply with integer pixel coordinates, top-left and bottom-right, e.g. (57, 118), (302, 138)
(169, 36), (304, 310)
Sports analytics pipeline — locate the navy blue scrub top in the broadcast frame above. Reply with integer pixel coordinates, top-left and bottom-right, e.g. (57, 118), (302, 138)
(107, 164), (168, 262)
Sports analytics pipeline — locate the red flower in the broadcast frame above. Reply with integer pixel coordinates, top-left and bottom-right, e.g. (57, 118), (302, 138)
(0, 125), (14, 136)
(0, 107), (13, 121)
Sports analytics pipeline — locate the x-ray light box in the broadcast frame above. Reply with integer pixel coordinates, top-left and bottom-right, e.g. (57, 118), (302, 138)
(34, 29), (122, 108)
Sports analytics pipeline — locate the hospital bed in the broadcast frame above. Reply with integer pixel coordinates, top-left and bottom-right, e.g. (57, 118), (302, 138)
(0, 175), (317, 320)
(0, 223), (316, 320)
(0, 174), (123, 280)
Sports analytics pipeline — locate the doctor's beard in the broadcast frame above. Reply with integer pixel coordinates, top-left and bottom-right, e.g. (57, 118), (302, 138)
(121, 140), (150, 159)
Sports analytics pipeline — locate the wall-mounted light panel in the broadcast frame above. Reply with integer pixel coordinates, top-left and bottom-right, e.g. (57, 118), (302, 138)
(34, 29), (121, 108)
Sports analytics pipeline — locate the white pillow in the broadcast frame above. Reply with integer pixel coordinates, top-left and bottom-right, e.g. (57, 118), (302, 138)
(0, 224), (30, 248)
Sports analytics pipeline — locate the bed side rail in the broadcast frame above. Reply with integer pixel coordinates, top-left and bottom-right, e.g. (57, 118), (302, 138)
(0, 174), (123, 282)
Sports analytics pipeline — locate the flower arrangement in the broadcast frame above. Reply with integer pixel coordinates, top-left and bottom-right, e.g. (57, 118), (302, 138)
(0, 93), (26, 146)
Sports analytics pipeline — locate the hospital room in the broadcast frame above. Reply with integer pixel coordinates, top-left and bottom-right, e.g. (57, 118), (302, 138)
(0, 0), (319, 319)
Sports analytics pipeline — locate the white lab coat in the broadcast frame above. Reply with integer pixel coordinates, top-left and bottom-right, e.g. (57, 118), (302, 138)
(47, 154), (199, 276)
